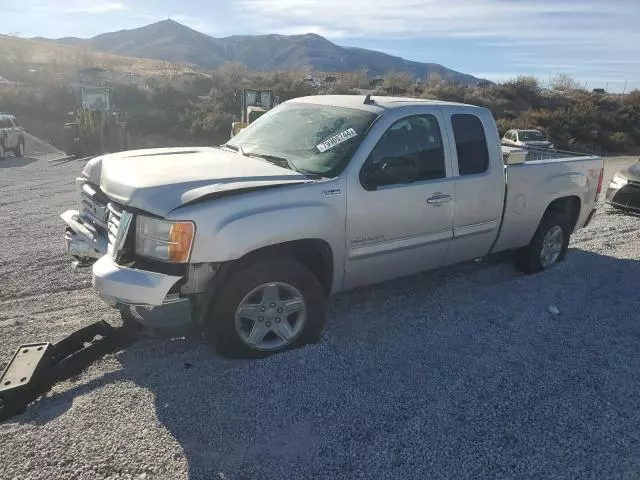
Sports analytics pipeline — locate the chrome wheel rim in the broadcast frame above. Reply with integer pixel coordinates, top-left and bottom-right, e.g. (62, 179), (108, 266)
(19, 143), (24, 156)
(540, 225), (564, 267)
(234, 282), (307, 351)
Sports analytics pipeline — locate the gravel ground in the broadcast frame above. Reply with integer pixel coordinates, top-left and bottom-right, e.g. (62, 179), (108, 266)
(1, 153), (640, 480)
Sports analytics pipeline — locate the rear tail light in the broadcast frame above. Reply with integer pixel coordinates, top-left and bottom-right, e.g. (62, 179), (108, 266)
(595, 167), (604, 201)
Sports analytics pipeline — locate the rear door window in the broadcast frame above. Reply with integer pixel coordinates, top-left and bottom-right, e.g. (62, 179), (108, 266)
(0, 118), (11, 128)
(451, 114), (490, 176)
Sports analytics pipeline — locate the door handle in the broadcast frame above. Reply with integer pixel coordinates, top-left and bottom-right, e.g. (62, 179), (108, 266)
(426, 194), (452, 205)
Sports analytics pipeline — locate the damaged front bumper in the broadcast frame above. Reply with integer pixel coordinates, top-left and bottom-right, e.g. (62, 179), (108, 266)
(92, 255), (195, 330)
(61, 209), (197, 330)
(61, 209), (108, 269)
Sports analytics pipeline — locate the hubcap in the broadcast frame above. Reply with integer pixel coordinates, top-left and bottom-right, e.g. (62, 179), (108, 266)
(540, 225), (564, 267)
(234, 282), (306, 351)
(19, 143), (23, 156)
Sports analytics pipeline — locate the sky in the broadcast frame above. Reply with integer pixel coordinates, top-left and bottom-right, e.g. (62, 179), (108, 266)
(3, 0), (639, 92)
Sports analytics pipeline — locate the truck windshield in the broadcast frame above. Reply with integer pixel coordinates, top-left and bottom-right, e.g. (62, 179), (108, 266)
(519, 130), (546, 141)
(226, 102), (378, 176)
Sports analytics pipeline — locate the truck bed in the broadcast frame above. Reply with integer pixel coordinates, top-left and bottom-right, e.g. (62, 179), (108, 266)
(493, 147), (602, 253)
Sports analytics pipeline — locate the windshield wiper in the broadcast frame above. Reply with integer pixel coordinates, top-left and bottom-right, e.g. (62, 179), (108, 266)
(245, 152), (297, 172)
(220, 143), (245, 156)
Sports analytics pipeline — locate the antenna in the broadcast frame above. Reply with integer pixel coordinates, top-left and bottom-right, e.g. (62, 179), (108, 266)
(363, 94), (374, 105)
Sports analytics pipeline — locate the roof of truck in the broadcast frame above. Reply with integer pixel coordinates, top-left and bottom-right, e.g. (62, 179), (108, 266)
(288, 95), (480, 113)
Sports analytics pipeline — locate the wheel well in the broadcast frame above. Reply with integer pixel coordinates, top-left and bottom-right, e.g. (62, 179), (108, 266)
(545, 196), (581, 232)
(238, 240), (334, 294)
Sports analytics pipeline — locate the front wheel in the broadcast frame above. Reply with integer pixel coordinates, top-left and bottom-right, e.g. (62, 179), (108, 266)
(515, 210), (571, 274)
(15, 139), (24, 158)
(205, 256), (327, 358)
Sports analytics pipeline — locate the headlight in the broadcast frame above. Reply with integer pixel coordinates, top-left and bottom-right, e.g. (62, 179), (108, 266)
(549, 144), (555, 149)
(610, 174), (628, 189)
(135, 216), (195, 263)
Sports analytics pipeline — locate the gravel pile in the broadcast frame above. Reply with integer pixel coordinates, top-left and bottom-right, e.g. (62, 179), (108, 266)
(1, 154), (640, 479)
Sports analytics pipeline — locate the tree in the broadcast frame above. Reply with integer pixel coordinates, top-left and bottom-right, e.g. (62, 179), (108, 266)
(550, 74), (580, 92)
(426, 73), (442, 88)
(383, 72), (413, 94)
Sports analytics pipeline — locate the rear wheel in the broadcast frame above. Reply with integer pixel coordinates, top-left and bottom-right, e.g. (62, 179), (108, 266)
(204, 256), (326, 358)
(0, 142), (4, 160)
(515, 210), (570, 274)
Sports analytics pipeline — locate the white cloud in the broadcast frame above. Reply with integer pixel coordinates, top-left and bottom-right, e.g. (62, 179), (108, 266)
(233, 0), (637, 48)
(75, 2), (126, 13)
(56, 1), (127, 14)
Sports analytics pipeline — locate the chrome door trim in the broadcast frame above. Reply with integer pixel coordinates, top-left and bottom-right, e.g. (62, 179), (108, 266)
(453, 219), (498, 238)
(349, 228), (452, 260)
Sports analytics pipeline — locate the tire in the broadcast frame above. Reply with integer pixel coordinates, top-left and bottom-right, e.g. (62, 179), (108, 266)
(205, 256), (327, 358)
(14, 139), (24, 158)
(0, 142), (4, 160)
(515, 210), (571, 274)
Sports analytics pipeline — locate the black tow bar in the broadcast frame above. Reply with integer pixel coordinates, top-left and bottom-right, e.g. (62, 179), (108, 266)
(0, 321), (140, 422)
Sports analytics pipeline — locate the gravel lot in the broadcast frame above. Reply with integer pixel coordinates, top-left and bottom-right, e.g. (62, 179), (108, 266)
(1, 151), (640, 480)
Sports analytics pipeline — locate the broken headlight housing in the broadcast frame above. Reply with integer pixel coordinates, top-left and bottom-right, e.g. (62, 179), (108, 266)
(135, 216), (195, 263)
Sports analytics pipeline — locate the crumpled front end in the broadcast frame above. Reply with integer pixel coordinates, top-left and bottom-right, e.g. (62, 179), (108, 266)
(61, 177), (216, 331)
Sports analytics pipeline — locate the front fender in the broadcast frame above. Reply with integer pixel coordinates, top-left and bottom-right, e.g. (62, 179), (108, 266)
(189, 202), (345, 291)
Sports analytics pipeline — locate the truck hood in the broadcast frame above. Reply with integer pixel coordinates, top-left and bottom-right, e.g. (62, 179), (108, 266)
(84, 147), (311, 217)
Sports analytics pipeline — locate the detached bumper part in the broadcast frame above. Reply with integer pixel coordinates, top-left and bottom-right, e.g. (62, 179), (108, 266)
(0, 321), (139, 422)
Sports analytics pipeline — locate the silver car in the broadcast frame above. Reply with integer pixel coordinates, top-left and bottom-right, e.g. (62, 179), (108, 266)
(502, 129), (554, 149)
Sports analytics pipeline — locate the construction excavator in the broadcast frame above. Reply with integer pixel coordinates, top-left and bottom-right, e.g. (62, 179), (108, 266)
(230, 88), (277, 139)
(63, 86), (130, 157)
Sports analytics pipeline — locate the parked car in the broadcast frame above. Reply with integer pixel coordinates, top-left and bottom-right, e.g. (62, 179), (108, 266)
(502, 129), (554, 149)
(0, 114), (25, 159)
(605, 159), (640, 213)
(61, 95), (603, 358)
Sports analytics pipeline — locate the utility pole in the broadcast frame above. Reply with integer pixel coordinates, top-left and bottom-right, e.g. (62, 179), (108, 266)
(605, 82), (609, 92)
(623, 80), (628, 94)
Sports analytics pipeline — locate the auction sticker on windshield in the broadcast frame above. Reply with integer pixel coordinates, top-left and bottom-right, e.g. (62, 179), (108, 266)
(316, 128), (358, 152)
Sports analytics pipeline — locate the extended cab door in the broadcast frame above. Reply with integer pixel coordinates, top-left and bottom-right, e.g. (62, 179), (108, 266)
(343, 108), (455, 290)
(445, 108), (506, 264)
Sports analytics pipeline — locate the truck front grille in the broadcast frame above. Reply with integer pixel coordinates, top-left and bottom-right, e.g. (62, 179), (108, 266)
(77, 181), (109, 228)
(107, 203), (133, 260)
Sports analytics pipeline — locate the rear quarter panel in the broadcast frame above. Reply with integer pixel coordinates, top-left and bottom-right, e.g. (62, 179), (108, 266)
(492, 156), (603, 252)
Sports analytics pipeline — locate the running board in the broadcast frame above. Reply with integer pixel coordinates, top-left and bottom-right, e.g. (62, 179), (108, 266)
(0, 321), (140, 422)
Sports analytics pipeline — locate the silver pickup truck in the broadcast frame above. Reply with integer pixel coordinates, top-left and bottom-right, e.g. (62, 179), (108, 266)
(61, 95), (604, 358)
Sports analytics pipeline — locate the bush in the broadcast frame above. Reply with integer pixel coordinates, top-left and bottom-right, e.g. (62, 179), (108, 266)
(1, 63), (639, 155)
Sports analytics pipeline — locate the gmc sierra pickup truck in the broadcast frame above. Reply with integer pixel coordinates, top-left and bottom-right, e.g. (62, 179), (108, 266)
(61, 95), (604, 358)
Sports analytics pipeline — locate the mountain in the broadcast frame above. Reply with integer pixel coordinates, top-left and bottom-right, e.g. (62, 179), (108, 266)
(37, 20), (483, 85)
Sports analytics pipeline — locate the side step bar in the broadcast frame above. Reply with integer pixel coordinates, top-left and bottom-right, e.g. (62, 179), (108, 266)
(0, 321), (140, 422)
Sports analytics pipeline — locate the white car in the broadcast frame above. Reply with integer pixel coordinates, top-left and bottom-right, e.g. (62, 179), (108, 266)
(502, 129), (554, 149)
